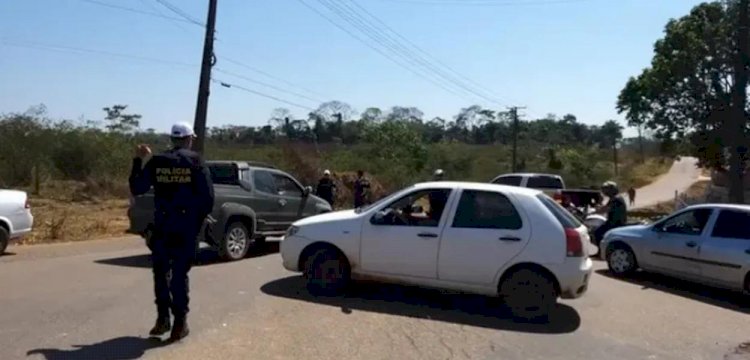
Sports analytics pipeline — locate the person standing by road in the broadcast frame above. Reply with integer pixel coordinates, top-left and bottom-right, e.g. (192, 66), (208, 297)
(353, 170), (371, 208)
(316, 169), (337, 207)
(129, 122), (214, 342)
(628, 186), (636, 206)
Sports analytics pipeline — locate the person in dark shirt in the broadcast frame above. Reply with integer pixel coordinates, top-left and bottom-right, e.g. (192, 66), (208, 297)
(315, 169), (337, 207)
(628, 187), (636, 206)
(593, 181), (628, 247)
(129, 122), (214, 342)
(353, 170), (371, 208)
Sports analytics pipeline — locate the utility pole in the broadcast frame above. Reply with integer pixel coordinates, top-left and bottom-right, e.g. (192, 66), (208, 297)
(613, 142), (619, 176)
(508, 106), (525, 172)
(729, 0), (749, 203)
(192, 0), (218, 155)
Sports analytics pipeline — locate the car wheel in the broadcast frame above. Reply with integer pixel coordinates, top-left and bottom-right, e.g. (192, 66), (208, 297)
(219, 222), (251, 261)
(0, 226), (9, 255)
(500, 268), (557, 321)
(304, 248), (350, 295)
(606, 244), (637, 276)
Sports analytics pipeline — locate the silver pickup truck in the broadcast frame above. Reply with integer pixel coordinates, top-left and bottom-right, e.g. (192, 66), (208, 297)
(127, 161), (332, 261)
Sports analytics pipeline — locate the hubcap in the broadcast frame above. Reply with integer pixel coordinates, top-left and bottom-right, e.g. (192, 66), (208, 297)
(609, 249), (632, 273)
(227, 227), (248, 258)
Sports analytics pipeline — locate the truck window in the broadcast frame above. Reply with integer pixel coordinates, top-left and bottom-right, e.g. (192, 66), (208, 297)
(253, 170), (277, 194)
(209, 164), (239, 185)
(527, 176), (563, 189)
(492, 175), (522, 186)
(273, 174), (303, 197)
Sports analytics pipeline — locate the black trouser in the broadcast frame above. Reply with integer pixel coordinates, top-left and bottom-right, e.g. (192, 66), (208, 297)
(593, 223), (619, 246)
(150, 226), (198, 319)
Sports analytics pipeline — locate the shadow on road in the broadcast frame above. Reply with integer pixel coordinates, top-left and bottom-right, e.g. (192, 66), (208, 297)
(94, 241), (280, 268)
(0, 251), (16, 258)
(261, 276), (581, 334)
(27, 336), (167, 360)
(595, 269), (750, 314)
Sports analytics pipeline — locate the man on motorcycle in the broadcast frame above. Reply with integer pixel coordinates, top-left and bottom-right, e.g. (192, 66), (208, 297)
(593, 181), (628, 247)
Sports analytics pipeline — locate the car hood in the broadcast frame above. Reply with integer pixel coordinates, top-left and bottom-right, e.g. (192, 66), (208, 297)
(293, 209), (359, 227)
(607, 224), (651, 238)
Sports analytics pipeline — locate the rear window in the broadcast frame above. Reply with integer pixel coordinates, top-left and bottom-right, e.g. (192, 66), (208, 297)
(209, 164), (239, 185)
(527, 176), (563, 189)
(537, 194), (582, 229)
(492, 175), (522, 186)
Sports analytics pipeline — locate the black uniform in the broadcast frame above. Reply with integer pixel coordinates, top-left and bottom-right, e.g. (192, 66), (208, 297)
(316, 177), (336, 206)
(594, 194), (627, 245)
(129, 147), (214, 323)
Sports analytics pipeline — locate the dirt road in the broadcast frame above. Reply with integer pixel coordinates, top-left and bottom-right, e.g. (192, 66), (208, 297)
(2, 237), (748, 360)
(628, 156), (702, 210)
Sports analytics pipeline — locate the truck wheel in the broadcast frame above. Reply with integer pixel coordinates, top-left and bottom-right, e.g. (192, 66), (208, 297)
(500, 268), (557, 322)
(0, 226), (9, 255)
(219, 222), (250, 261)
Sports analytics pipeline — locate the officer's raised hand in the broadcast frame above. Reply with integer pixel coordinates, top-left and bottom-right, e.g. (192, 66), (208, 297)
(136, 144), (152, 159)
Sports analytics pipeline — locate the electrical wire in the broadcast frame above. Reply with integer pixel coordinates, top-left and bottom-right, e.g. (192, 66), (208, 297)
(78, 0), (197, 24)
(154, 0), (205, 27)
(220, 56), (330, 100)
(213, 79), (315, 111)
(296, 0), (477, 103)
(374, 0), (590, 6)
(214, 68), (323, 103)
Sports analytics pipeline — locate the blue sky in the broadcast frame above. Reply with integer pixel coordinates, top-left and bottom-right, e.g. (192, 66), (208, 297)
(0, 0), (704, 135)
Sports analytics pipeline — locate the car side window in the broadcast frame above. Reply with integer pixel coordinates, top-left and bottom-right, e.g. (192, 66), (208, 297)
(711, 209), (750, 240)
(253, 170), (277, 194)
(273, 174), (303, 197)
(452, 190), (523, 230)
(492, 176), (522, 186)
(373, 189), (452, 227)
(658, 209), (713, 236)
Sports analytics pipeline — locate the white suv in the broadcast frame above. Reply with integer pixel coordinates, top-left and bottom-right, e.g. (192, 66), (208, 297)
(281, 181), (593, 320)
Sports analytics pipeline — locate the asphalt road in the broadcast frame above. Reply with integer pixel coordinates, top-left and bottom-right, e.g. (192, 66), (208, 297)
(629, 156), (703, 210)
(2, 237), (748, 360)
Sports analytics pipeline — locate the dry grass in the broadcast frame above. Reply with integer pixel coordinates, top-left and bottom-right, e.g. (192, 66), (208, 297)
(19, 181), (129, 245)
(617, 157), (673, 190)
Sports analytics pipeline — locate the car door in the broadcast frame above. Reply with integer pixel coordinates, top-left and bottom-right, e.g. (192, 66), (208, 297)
(271, 172), (307, 226)
(699, 209), (750, 289)
(360, 187), (454, 279)
(250, 169), (285, 232)
(438, 189), (531, 285)
(641, 208), (714, 278)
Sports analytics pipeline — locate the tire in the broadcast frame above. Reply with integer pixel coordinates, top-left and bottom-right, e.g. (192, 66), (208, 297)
(606, 244), (638, 277)
(500, 268), (557, 321)
(219, 222), (251, 261)
(304, 248), (350, 295)
(0, 226), (9, 255)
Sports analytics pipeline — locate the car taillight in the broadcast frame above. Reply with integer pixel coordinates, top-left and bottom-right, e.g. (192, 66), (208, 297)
(25, 200), (30, 209)
(565, 228), (584, 257)
(553, 190), (563, 202)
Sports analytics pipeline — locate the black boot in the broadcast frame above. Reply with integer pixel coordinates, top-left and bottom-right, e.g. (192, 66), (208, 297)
(149, 315), (171, 336)
(169, 317), (189, 341)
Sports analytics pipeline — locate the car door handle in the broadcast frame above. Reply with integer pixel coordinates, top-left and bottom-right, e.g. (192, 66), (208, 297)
(278, 199), (287, 207)
(499, 236), (521, 242)
(685, 241), (697, 248)
(417, 232), (438, 238)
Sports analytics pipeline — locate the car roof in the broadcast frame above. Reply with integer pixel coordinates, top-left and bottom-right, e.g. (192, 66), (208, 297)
(495, 173), (562, 178)
(413, 181), (543, 196)
(206, 160), (277, 169)
(683, 203), (750, 212)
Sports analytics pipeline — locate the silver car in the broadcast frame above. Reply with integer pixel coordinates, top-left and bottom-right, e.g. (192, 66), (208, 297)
(600, 204), (750, 294)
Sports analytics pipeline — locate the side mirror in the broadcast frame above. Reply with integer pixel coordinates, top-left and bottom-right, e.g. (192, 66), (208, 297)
(303, 186), (312, 196)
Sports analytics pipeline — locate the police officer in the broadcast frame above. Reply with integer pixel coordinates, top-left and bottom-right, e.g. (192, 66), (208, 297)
(315, 169), (337, 207)
(353, 170), (371, 208)
(433, 169), (445, 181)
(129, 122), (214, 342)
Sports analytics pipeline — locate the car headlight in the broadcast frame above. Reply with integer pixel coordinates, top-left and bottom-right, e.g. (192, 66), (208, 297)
(286, 226), (300, 237)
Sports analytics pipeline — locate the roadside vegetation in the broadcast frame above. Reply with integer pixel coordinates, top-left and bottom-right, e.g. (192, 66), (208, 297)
(2, 104), (673, 244)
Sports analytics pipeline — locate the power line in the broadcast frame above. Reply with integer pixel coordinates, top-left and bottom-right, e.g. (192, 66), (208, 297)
(77, 0), (197, 24)
(0, 39), (197, 67)
(137, 0), (198, 33)
(296, 0), (476, 103)
(154, 0), (205, 26)
(221, 56), (330, 100)
(214, 68), (323, 104)
(341, 0), (513, 106)
(374, 0), (590, 6)
(213, 79), (315, 111)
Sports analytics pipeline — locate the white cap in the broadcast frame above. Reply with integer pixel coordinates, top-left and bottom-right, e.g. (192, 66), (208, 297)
(323, 169), (331, 175)
(434, 169), (444, 175)
(171, 122), (195, 138)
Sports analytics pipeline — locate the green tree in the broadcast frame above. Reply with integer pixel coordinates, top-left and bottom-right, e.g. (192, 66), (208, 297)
(103, 105), (141, 134)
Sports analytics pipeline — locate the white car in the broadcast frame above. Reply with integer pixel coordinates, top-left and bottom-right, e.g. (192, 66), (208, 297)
(0, 190), (34, 254)
(281, 181), (593, 319)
